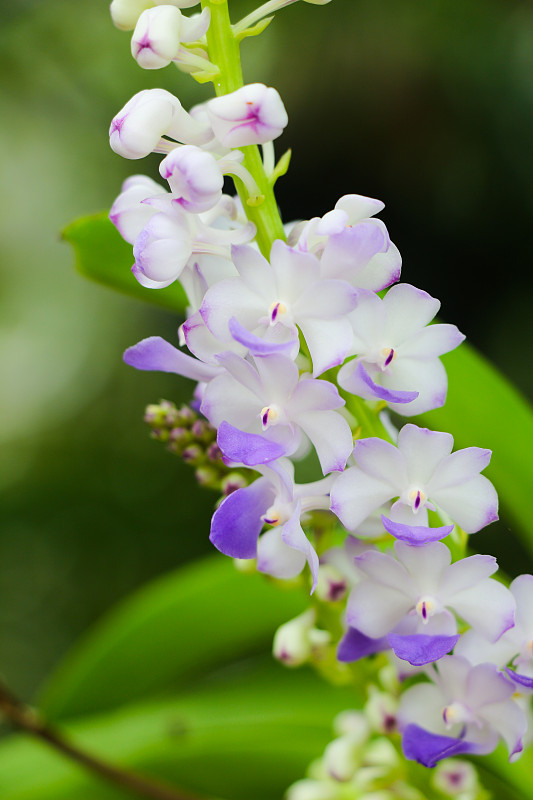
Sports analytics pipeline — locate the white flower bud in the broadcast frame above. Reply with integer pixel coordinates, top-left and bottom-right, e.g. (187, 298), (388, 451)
(315, 563), (347, 603)
(285, 779), (338, 800)
(206, 83), (288, 147)
(159, 145), (223, 212)
(109, 174), (166, 244)
(333, 710), (370, 745)
(110, 0), (200, 31)
(273, 609), (315, 667)
(323, 736), (360, 782)
(131, 6), (183, 69)
(364, 687), (398, 735)
(432, 759), (479, 797)
(110, 89), (213, 159)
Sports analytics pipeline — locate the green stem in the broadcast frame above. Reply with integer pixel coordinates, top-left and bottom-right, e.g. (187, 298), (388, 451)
(345, 394), (394, 443)
(201, 0), (286, 257)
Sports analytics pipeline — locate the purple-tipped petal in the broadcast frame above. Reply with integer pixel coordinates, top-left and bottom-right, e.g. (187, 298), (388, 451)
(337, 627), (389, 662)
(123, 336), (220, 382)
(381, 515), (454, 546)
(402, 724), (480, 768)
(217, 421), (286, 466)
(504, 668), (533, 690)
(210, 478), (273, 559)
(228, 316), (297, 356)
(388, 634), (460, 666)
(352, 361), (419, 404)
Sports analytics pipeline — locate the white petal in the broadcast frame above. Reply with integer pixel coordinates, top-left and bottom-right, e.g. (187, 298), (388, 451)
(512, 574), (533, 633)
(383, 283), (440, 342)
(232, 244), (276, 296)
(439, 554), (498, 598)
(257, 527), (306, 579)
(398, 683), (447, 735)
(270, 240), (320, 300)
(449, 578), (515, 642)
(254, 354), (300, 404)
(397, 424), (453, 485)
(354, 549), (412, 594)
(201, 278), (266, 340)
(394, 541), (451, 594)
(200, 371), (260, 429)
(299, 317), (354, 376)
(479, 700), (526, 758)
(352, 437), (407, 489)
(330, 466), (395, 531)
(399, 323), (465, 359)
(356, 242), (402, 291)
(297, 410), (353, 474)
(347, 580), (411, 637)
(429, 475), (499, 533)
(335, 193), (385, 222)
(384, 357), (447, 417)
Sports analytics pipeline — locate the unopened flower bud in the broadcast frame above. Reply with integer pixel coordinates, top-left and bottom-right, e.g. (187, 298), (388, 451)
(365, 687), (398, 735)
(286, 780), (338, 800)
(362, 738), (399, 770)
(273, 609), (316, 667)
(233, 557), (257, 574)
(333, 711), (370, 745)
(206, 83), (288, 147)
(207, 442), (223, 463)
(323, 736), (360, 782)
(432, 760), (479, 797)
(221, 472), (247, 495)
(195, 466), (219, 488)
(110, 0), (200, 31)
(181, 444), (203, 463)
(132, 6), (211, 69)
(110, 89), (212, 160)
(159, 145), (223, 212)
(315, 563), (347, 603)
(110, 174), (166, 244)
(132, 6), (183, 68)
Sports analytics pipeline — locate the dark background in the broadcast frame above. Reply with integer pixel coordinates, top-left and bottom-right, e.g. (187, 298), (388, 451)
(1, 0), (532, 697)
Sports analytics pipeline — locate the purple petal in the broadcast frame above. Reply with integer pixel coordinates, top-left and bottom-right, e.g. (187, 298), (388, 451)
(123, 336), (220, 382)
(337, 627), (389, 662)
(228, 316), (296, 356)
(217, 421), (286, 466)
(504, 668), (533, 690)
(388, 634), (460, 666)
(402, 724), (480, 768)
(210, 478), (273, 559)
(353, 361), (419, 404)
(381, 515), (454, 546)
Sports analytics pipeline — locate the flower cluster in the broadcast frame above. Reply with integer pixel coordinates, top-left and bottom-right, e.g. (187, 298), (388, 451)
(108, 0), (533, 778)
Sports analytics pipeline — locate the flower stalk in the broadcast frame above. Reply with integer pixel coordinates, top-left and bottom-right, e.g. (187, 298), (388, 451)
(201, 0), (286, 256)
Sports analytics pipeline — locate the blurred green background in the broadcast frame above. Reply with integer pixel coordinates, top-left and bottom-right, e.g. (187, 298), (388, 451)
(0, 0), (532, 701)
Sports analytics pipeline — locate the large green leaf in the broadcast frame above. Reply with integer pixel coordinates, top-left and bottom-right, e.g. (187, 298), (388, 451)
(63, 213), (188, 313)
(1, 661), (532, 800)
(0, 661), (362, 800)
(40, 557), (306, 721)
(418, 344), (533, 549)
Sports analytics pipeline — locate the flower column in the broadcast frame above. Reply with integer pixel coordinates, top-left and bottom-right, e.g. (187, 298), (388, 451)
(201, 0), (287, 256)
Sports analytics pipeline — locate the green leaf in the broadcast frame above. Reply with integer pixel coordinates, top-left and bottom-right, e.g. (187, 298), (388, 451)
(417, 343), (533, 550)
(40, 557), (307, 721)
(0, 661), (362, 800)
(63, 213), (188, 313)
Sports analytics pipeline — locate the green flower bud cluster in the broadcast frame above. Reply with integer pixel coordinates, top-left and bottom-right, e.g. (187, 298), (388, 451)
(144, 400), (249, 494)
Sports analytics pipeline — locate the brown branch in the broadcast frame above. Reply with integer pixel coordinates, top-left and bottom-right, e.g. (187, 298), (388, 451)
(0, 679), (200, 800)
